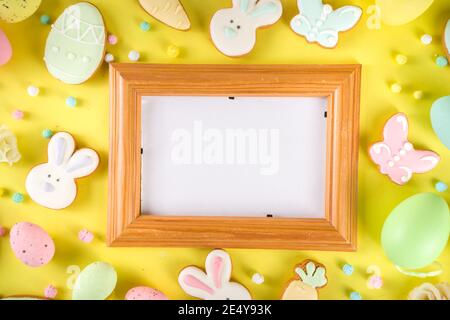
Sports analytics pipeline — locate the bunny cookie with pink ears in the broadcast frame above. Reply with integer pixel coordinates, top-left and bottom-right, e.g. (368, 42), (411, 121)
(210, 0), (282, 57)
(25, 132), (99, 210)
(178, 249), (252, 300)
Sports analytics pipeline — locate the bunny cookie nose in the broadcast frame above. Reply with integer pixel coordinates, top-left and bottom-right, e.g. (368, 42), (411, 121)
(224, 26), (237, 38)
(43, 182), (55, 193)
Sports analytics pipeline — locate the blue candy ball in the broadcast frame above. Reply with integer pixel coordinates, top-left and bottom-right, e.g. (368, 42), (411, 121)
(66, 96), (77, 108)
(140, 21), (151, 31)
(342, 264), (354, 275)
(435, 181), (448, 193)
(350, 291), (362, 300)
(12, 192), (24, 203)
(42, 129), (53, 139)
(436, 56), (448, 67)
(40, 15), (51, 25)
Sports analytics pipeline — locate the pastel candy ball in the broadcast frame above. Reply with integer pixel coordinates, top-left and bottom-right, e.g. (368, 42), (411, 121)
(12, 110), (24, 120)
(342, 264), (354, 275)
(390, 83), (402, 93)
(125, 287), (168, 300)
(381, 193), (450, 269)
(72, 262), (117, 300)
(66, 96), (77, 107)
(44, 3), (106, 85)
(27, 85), (40, 97)
(42, 129), (53, 139)
(350, 291), (362, 300)
(78, 229), (94, 243)
(104, 53), (114, 63)
(9, 222), (55, 267)
(12, 192), (24, 203)
(128, 50), (140, 61)
(413, 90), (424, 100)
(44, 285), (57, 299)
(395, 54), (408, 65)
(435, 181), (448, 193)
(40, 15), (50, 25)
(367, 275), (383, 289)
(431, 96), (450, 149)
(251, 273), (265, 284)
(167, 45), (180, 58)
(0, 0), (42, 23)
(421, 34), (432, 45)
(140, 21), (151, 31)
(107, 34), (118, 45)
(436, 56), (448, 67)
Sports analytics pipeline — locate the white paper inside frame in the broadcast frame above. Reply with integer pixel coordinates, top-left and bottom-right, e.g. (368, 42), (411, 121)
(141, 96), (328, 218)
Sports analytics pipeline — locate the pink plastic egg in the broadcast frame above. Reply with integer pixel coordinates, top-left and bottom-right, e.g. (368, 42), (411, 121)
(9, 222), (55, 267)
(125, 287), (168, 300)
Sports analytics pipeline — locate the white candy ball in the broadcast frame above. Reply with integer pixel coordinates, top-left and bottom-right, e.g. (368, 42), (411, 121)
(128, 50), (140, 62)
(421, 34), (432, 45)
(252, 273), (265, 284)
(104, 53), (114, 63)
(27, 85), (40, 97)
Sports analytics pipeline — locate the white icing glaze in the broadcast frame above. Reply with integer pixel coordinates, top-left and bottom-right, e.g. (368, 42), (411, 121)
(178, 249), (251, 300)
(25, 132), (99, 210)
(210, 0), (282, 57)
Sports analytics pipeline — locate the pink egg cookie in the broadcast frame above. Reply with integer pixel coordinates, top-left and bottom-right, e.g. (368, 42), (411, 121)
(369, 113), (439, 185)
(125, 287), (168, 300)
(9, 222), (55, 267)
(0, 27), (12, 66)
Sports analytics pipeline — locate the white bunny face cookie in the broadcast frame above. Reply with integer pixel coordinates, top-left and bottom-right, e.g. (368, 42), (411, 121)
(25, 132), (99, 210)
(178, 249), (251, 300)
(210, 0), (282, 57)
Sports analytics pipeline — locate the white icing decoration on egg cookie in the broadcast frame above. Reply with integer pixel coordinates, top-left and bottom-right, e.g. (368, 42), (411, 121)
(44, 2), (105, 84)
(210, 0), (282, 57)
(25, 132), (99, 210)
(290, 0), (362, 48)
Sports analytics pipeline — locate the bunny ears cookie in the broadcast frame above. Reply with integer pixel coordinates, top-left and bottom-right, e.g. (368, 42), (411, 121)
(178, 249), (251, 300)
(282, 260), (327, 300)
(290, 0), (362, 48)
(25, 132), (99, 210)
(210, 0), (282, 57)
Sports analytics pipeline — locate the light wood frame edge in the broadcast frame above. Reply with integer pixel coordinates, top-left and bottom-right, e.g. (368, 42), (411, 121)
(107, 64), (361, 250)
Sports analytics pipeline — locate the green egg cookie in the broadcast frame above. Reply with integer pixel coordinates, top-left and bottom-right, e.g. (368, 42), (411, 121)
(44, 2), (106, 85)
(0, 0), (41, 23)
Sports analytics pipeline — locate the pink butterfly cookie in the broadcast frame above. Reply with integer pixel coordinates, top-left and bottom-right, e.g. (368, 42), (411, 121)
(369, 113), (439, 185)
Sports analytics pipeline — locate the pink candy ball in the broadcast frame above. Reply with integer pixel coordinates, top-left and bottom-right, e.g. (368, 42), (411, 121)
(368, 275), (383, 289)
(78, 229), (94, 243)
(12, 110), (24, 120)
(125, 287), (168, 300)
(108, 34), (118, 45)
(44, 285), (57, 299)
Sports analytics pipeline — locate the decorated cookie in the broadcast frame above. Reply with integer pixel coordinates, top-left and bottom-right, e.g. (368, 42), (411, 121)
(125, 287), (168, 300)
(210, 0), (282, 57)
(376, 0), (434, 26)
(0, 27), (12, 65)
(25, 132), (99, 210)
(0, 0), (41, 23)
(444, 19), (450, 60)
(44, 2), (106, 84)
(290, 0), (362, 49)
(369, 113), (439, 185)
(138, 0), (190, 30)
(72, 262), (117, 300)
(282, 260), (327, 300)
(0, 125), (21, 165)
(9, 222), (55, 268)
(178, 249), (251, 300)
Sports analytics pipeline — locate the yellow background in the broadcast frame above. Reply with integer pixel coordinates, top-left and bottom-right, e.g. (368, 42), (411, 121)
(1, 0), (449, 300)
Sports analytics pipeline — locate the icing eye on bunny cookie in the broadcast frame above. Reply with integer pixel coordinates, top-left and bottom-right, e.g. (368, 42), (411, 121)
(178, 249), (252, 300)
(25, 132), (99, 210)
(210, 0), (282, 57)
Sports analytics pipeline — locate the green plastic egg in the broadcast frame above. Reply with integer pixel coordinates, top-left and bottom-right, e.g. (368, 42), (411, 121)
(381, 193), (450, 270)
(431, 96), (450, 149)
(72, 262), (117, 300)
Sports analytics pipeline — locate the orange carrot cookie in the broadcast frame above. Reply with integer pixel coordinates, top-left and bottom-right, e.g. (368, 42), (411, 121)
(282, 260), (328, 300)
(138, 0), (190, 30)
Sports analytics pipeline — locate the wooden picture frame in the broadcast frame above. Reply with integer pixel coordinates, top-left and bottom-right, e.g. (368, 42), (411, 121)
(108, 64), (361, 250)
